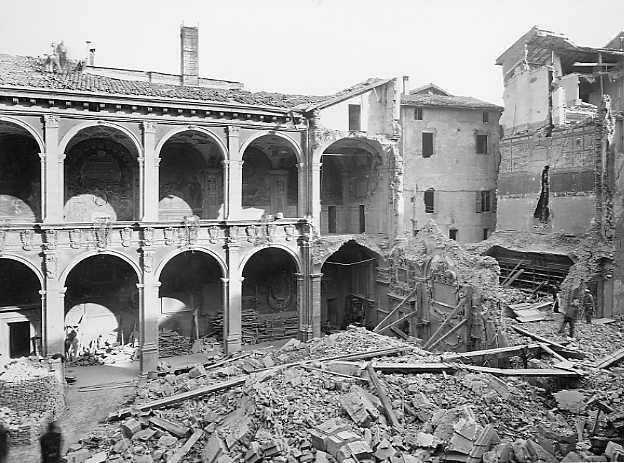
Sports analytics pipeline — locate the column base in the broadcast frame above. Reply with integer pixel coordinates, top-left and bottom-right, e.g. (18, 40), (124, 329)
(140, 343), (159, 374)
(225, 335), (242, 354)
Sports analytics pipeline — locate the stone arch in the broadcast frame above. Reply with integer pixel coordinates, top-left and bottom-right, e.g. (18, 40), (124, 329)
(155, 126), (228, 160)
(0, 116), (44, 153)
(239, 131), (303, 164)
(60, 250), (142, 287)
(238, 244), (302, 274)
(0, 254), (44, 287)
(154, 246), (227, 281)
(59, 121), (142, 157)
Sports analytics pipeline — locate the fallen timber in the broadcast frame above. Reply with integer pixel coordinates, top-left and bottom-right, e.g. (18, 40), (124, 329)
(109, 346), (411, 421)
(372, 361), (584, 377)
(441, 343), (584, 363)
(593, 346), (624, 369)
(510, 325), (570, 351)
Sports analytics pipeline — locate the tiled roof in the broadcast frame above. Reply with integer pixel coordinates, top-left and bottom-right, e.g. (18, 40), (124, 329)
(401, 93), (502, 110)
(0, 54), (327, 110)
(301, 77), (394, 111)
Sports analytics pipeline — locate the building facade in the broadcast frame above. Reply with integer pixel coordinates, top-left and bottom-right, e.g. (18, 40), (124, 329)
(0, 27), (502, 368)
(400, 83), (501, 242)
(493, 27), (624, 316)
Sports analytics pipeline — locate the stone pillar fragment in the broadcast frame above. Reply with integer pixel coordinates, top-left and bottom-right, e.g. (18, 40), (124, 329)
(139, 277), (160, 373)
(42, 115), (62, 222)
(224, 244), (242, 353)
(142, 121), (159, 221)
(310, 273), (323, 338)
(226, 126), (243, 220)
(42, 286), (65, 356)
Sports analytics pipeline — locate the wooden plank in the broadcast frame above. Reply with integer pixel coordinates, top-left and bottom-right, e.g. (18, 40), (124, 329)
(594, 347), (624, 369)
(510, 325), (568, 350)
(373, 287), (418, 333)
(389, 326), (409, 340)
(501, 262), (521, 285)
(503, 269), (525, 288)
(443, 343), (584, 363)
(377, 311), (418, 334)
(423, 298), (465, 349)
(372, 362), (582, 377)
(168, 429), (204, 463)
(148, 416), (190, 438)
(366, 363), (403, 431)
(430, 299), (459, 310)
(427, 319), (468, 350)
(301, 365), (367, 382)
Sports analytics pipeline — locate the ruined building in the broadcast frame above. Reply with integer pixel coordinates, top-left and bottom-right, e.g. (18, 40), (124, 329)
(489, 26), (624, 316)
(0, 27), (502, 368)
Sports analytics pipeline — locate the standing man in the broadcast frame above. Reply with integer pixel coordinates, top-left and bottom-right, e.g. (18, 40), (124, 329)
(548, 282), (560, 313)
(559, 298), (580, 338)
(40, 421), (62, 463)
(583, 288), (595, 324)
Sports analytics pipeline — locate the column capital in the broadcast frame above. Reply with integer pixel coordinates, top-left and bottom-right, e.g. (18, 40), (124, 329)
(227, 126), (240, 137)
(38, 152), (46, 161)
(142, 121), (157, 134)
(43, 114), (60, 128)
(294, 272), (305, 281)
(220, 277), (230, 284)
(310, 273), (323, 279)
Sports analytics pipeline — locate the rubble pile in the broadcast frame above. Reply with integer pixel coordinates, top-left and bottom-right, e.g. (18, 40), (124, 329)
(208, 309), (300, 345)
(68, 343), (140, 366)
(159, 330), (221, 358)
(61, 325), (624, 463)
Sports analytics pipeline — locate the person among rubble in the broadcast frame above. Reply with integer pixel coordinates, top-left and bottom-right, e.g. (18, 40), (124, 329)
(583, 288), (595, 324)
(548, 282), (560, 313)
(0, 423), (8, 463)
(558, 298), (580, 338)
(40, 421), (62, 463)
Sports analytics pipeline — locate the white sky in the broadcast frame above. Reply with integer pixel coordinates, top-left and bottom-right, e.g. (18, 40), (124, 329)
(2, 0), (624, 105)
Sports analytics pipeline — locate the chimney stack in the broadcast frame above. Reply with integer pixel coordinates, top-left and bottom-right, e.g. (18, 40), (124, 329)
(86, 41), (96, 66)
(180, 25), (199, 86)
(402, 75), (410, 95)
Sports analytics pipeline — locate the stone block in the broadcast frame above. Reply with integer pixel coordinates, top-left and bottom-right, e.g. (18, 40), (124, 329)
(157, 435), (178, 448)
(315, 451), (330, 463)
(203, 434), (227, 463)
(120, 418), (142, 438)
(65, 449), (91, 463)
(85, 452), (107, 463)
(336, 441), (373, 463)
(310, 430), (327, 451)
(189, 365), (207, 378)
(326, 435), (345, 457)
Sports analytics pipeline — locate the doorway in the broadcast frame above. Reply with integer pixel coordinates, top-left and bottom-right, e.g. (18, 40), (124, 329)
(9, 321), (30, 358)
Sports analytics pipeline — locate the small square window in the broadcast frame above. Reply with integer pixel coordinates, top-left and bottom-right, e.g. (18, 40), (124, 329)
(482, 111), (489, 124)
(449, 229), (458, 240)
(414, 107), (423, 120)
(476, 134), (488, 154)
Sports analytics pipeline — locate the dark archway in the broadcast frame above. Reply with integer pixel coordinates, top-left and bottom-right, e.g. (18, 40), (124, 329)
(242, 247), (299, 343)
(242, 135), (299, 219)
(158, 131), (225, 220)
(0, 258), (42, 358)
(0, 121), (41, 222)
(64, 126), (140, 222)
(64, 254), (139, 350)
(158, 251), (224, 340)
(320, 241), (378, 332)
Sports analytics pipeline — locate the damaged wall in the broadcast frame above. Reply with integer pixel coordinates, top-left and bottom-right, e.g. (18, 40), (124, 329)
(401, 106), (499, 242)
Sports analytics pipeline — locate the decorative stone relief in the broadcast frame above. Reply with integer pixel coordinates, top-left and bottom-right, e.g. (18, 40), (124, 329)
(121, 227), (132, 247)
(245, 225), (257, 243)
(228, 226), (239, 245)
(164, 227), (176, 246)
(143, 227), (154, 246)
(44, 229), (57, 250)
(141, 249), (155, 273)
(43, 252), (57, 279)
(284, 224), (295, 241)
(208, 225), (224, 244)
(94, 221), (111, 251)
(69, 229), (82, 249)
(266, 224), (276, 243)
(20, 230), (33, 251)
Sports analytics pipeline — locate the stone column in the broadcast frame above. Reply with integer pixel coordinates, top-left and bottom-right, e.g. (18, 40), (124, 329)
(42, 285), (65, 356)
(295, 273), (307, 340)
(310, 273), (323, 338)
(42, 115), (63, 222)
(297, 162), (305, 218)
(142, 122), (159, 221)
(138, 276), (160, 373)
(224, 244), (242, 353)
(226, 126), (243, 220)
(310, 160), (322, 233)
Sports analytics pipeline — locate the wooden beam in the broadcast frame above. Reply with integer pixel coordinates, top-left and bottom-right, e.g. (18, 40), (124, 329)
(423, 299), (465, 349)
(503, 269), (525, 288)
(366, 363), (403, 431)
(373, 287), (418, 333)
(427, 319), (468, 351)
(501, 262), (521, 285)
(168, 429), (204, 463)
(443, 343), (585, 363)
(594, 347), (624, 369)
(372, 362), (583, 377)
(377, 311), (418, 334)
(510, 325), (569, 350)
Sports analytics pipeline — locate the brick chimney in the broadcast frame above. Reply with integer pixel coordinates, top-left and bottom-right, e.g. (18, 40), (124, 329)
(180, 25), (199, 86)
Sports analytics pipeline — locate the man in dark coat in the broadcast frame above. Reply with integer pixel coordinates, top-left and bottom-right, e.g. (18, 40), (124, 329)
(548, 283), (560, 313)
(0, 423), (8, 463)
(40, 421), (62, 463)
(583, 288), (595, 324)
